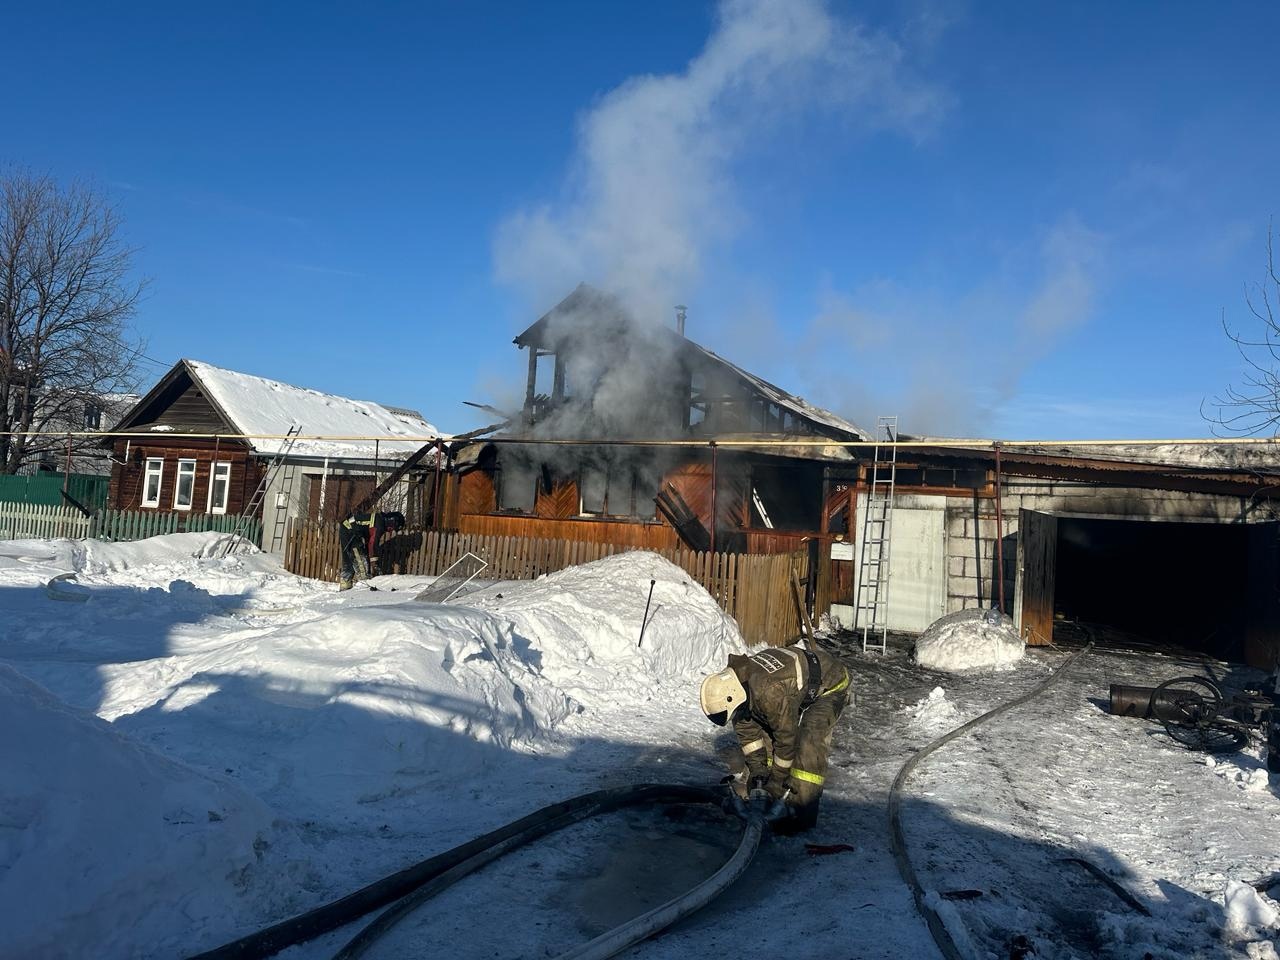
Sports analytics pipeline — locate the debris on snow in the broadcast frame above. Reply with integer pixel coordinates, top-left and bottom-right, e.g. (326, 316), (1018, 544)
(914, 608), (1024, 672)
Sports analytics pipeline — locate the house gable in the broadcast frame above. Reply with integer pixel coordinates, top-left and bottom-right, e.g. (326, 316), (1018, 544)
(112, 361), (237, 437)
(514, 284), (869, 442)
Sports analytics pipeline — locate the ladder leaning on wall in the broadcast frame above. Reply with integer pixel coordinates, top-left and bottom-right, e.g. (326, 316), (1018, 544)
(221, 424), (302, 557)
(266, 457), (298, 553)
(853, 415), (899, 654)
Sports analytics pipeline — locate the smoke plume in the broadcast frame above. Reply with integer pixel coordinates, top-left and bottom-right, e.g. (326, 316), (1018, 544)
(494, 0), (943, 322)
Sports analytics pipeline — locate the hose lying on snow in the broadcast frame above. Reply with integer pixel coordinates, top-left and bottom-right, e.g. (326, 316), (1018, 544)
(189, 783), (732, 960)
(888, 643), (1093, 960)
(550, 810), (764, 960)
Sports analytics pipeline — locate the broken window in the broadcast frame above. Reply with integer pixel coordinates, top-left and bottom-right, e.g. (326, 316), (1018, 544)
(497, 462), (536, 513)
(580, 465), (607, 515)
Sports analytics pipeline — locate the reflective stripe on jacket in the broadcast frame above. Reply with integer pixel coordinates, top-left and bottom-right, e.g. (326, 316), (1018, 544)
(730, 645), (848, 770)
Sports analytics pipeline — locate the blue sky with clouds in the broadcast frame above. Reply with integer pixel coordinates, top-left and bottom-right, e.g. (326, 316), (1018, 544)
(5, 1), (1278, 438)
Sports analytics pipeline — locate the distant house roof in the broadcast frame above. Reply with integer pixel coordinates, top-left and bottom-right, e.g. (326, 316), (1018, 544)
(514, 284), (871, 442)
(113, 359), (444, 460)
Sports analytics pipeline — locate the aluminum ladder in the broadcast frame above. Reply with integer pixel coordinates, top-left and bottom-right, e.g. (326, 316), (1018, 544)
(221, 424), (302, 557)
(853, 415), (898, 654)
(266, 458), (298, 552)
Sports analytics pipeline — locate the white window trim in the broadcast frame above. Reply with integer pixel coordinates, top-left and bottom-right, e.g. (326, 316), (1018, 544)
(142, 458), (164, 509)
(173, 458), (197, 511)
(207, 461), (231, 515)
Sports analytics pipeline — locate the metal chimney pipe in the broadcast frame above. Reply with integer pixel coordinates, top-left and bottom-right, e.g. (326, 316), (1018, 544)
(675, 304), (687, 336)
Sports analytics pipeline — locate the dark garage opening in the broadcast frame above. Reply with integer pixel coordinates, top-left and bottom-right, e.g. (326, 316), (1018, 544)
(1053, 516), (1249, 662)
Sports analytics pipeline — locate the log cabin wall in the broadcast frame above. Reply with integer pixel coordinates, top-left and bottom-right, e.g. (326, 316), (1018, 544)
(457, 513), (680, 548)
(108, 439), (262, 515)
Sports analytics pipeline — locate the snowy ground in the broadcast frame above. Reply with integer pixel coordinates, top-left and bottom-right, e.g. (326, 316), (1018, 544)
(2, 534), (1279, 959)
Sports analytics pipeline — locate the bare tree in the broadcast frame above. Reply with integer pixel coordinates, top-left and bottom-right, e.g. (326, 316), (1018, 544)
(0, 173), (146, 474)
(1206, 226), (1280, 436)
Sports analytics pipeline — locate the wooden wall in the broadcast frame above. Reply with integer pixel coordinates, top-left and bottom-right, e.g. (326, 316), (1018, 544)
(109, 440), (262, 515)
(459, 512), (680, 549)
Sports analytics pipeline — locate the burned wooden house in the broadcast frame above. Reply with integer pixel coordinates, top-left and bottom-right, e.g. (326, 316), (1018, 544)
(450, 285), (871, 554)
(445, 286), (1280, 668)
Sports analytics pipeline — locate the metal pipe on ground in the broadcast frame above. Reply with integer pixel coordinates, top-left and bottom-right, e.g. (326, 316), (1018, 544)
(1108, 684), (1206, 719)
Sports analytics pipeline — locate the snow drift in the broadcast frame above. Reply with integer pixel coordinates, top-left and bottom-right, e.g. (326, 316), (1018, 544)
(0, 665), (274, 960)
(913, 608), (1025, 672)
(0, 537), (748, 958)
(485, 551), (744, 707)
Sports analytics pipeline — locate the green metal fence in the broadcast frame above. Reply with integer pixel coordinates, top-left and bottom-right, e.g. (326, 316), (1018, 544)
(0, 502), (262, 545)
(0, 473), (110, 510)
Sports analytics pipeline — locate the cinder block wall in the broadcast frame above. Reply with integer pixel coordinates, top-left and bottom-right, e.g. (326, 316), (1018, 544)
(943, 480), (1254, 614)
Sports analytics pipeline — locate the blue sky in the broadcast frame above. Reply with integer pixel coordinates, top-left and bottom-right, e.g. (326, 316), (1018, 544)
(5, 1), (1278, 439)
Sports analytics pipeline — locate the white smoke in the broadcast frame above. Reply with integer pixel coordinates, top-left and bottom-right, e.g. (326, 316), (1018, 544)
(494, 0), (944, 321)
(778, 217), (1107, 436)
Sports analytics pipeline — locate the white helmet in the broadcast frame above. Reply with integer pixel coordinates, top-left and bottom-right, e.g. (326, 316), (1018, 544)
(700, 668), (747, 726)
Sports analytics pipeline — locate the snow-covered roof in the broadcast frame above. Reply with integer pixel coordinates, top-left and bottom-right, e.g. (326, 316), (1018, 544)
(910, 436), (1280, 478)
(187, 360), (442, 459)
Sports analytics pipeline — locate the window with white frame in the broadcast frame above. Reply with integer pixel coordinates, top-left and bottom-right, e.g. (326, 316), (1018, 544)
(142, 458), (164, 508)
(173, 459), (197, 510)
(207, 461), (231, 514)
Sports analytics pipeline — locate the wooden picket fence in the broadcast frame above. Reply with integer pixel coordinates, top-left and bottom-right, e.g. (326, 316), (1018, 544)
(284, 519), (810, 647)
(0, 501), (262, 545)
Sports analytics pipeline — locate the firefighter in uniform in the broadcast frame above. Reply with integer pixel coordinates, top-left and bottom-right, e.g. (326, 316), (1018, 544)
(338, 510), (405, 590)
(700, 643), (850, 831)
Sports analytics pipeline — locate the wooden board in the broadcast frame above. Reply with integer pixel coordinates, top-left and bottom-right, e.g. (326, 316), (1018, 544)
(1014, 508), (1058, 646)
(1246, 521), (1280, 669)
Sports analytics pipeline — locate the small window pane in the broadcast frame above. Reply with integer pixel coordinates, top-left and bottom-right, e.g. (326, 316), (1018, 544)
(209, 462), (231, 514)
(174, 460), (196, 510)
(142, 459), (164, 508)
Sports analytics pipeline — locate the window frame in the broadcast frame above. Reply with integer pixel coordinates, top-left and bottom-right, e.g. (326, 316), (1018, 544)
(172, 458), (197, 511)
(207, 461), (232, 514)
(578, 464), (609, 516)
(142, 458), (164, 509)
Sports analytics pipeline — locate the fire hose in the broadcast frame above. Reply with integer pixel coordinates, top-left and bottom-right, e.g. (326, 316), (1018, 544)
(888, 643), (1094, 960)
(187, 783), (764, 960)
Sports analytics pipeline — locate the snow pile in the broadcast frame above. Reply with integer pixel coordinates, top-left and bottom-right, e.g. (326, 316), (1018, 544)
(0, 539), (747, 957)
(76, 530), (234, 575)
(1203, 753), (1274, 793)
(913, 608), (1024, 673)
(1224, 880), (1279, 939)
(96, 603), (578, 819)
(906, 685), (961, 733)
(484, 551), (745, 708)
(0, 665), (275, 960)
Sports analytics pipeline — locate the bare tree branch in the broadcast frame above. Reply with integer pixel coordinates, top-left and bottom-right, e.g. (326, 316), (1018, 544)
(1206, 221), (1280, 436)
(0, 171), (147, 473)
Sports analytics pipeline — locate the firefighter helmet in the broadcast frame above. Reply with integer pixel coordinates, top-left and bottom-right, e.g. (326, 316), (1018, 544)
(700, 668), (747, 726)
